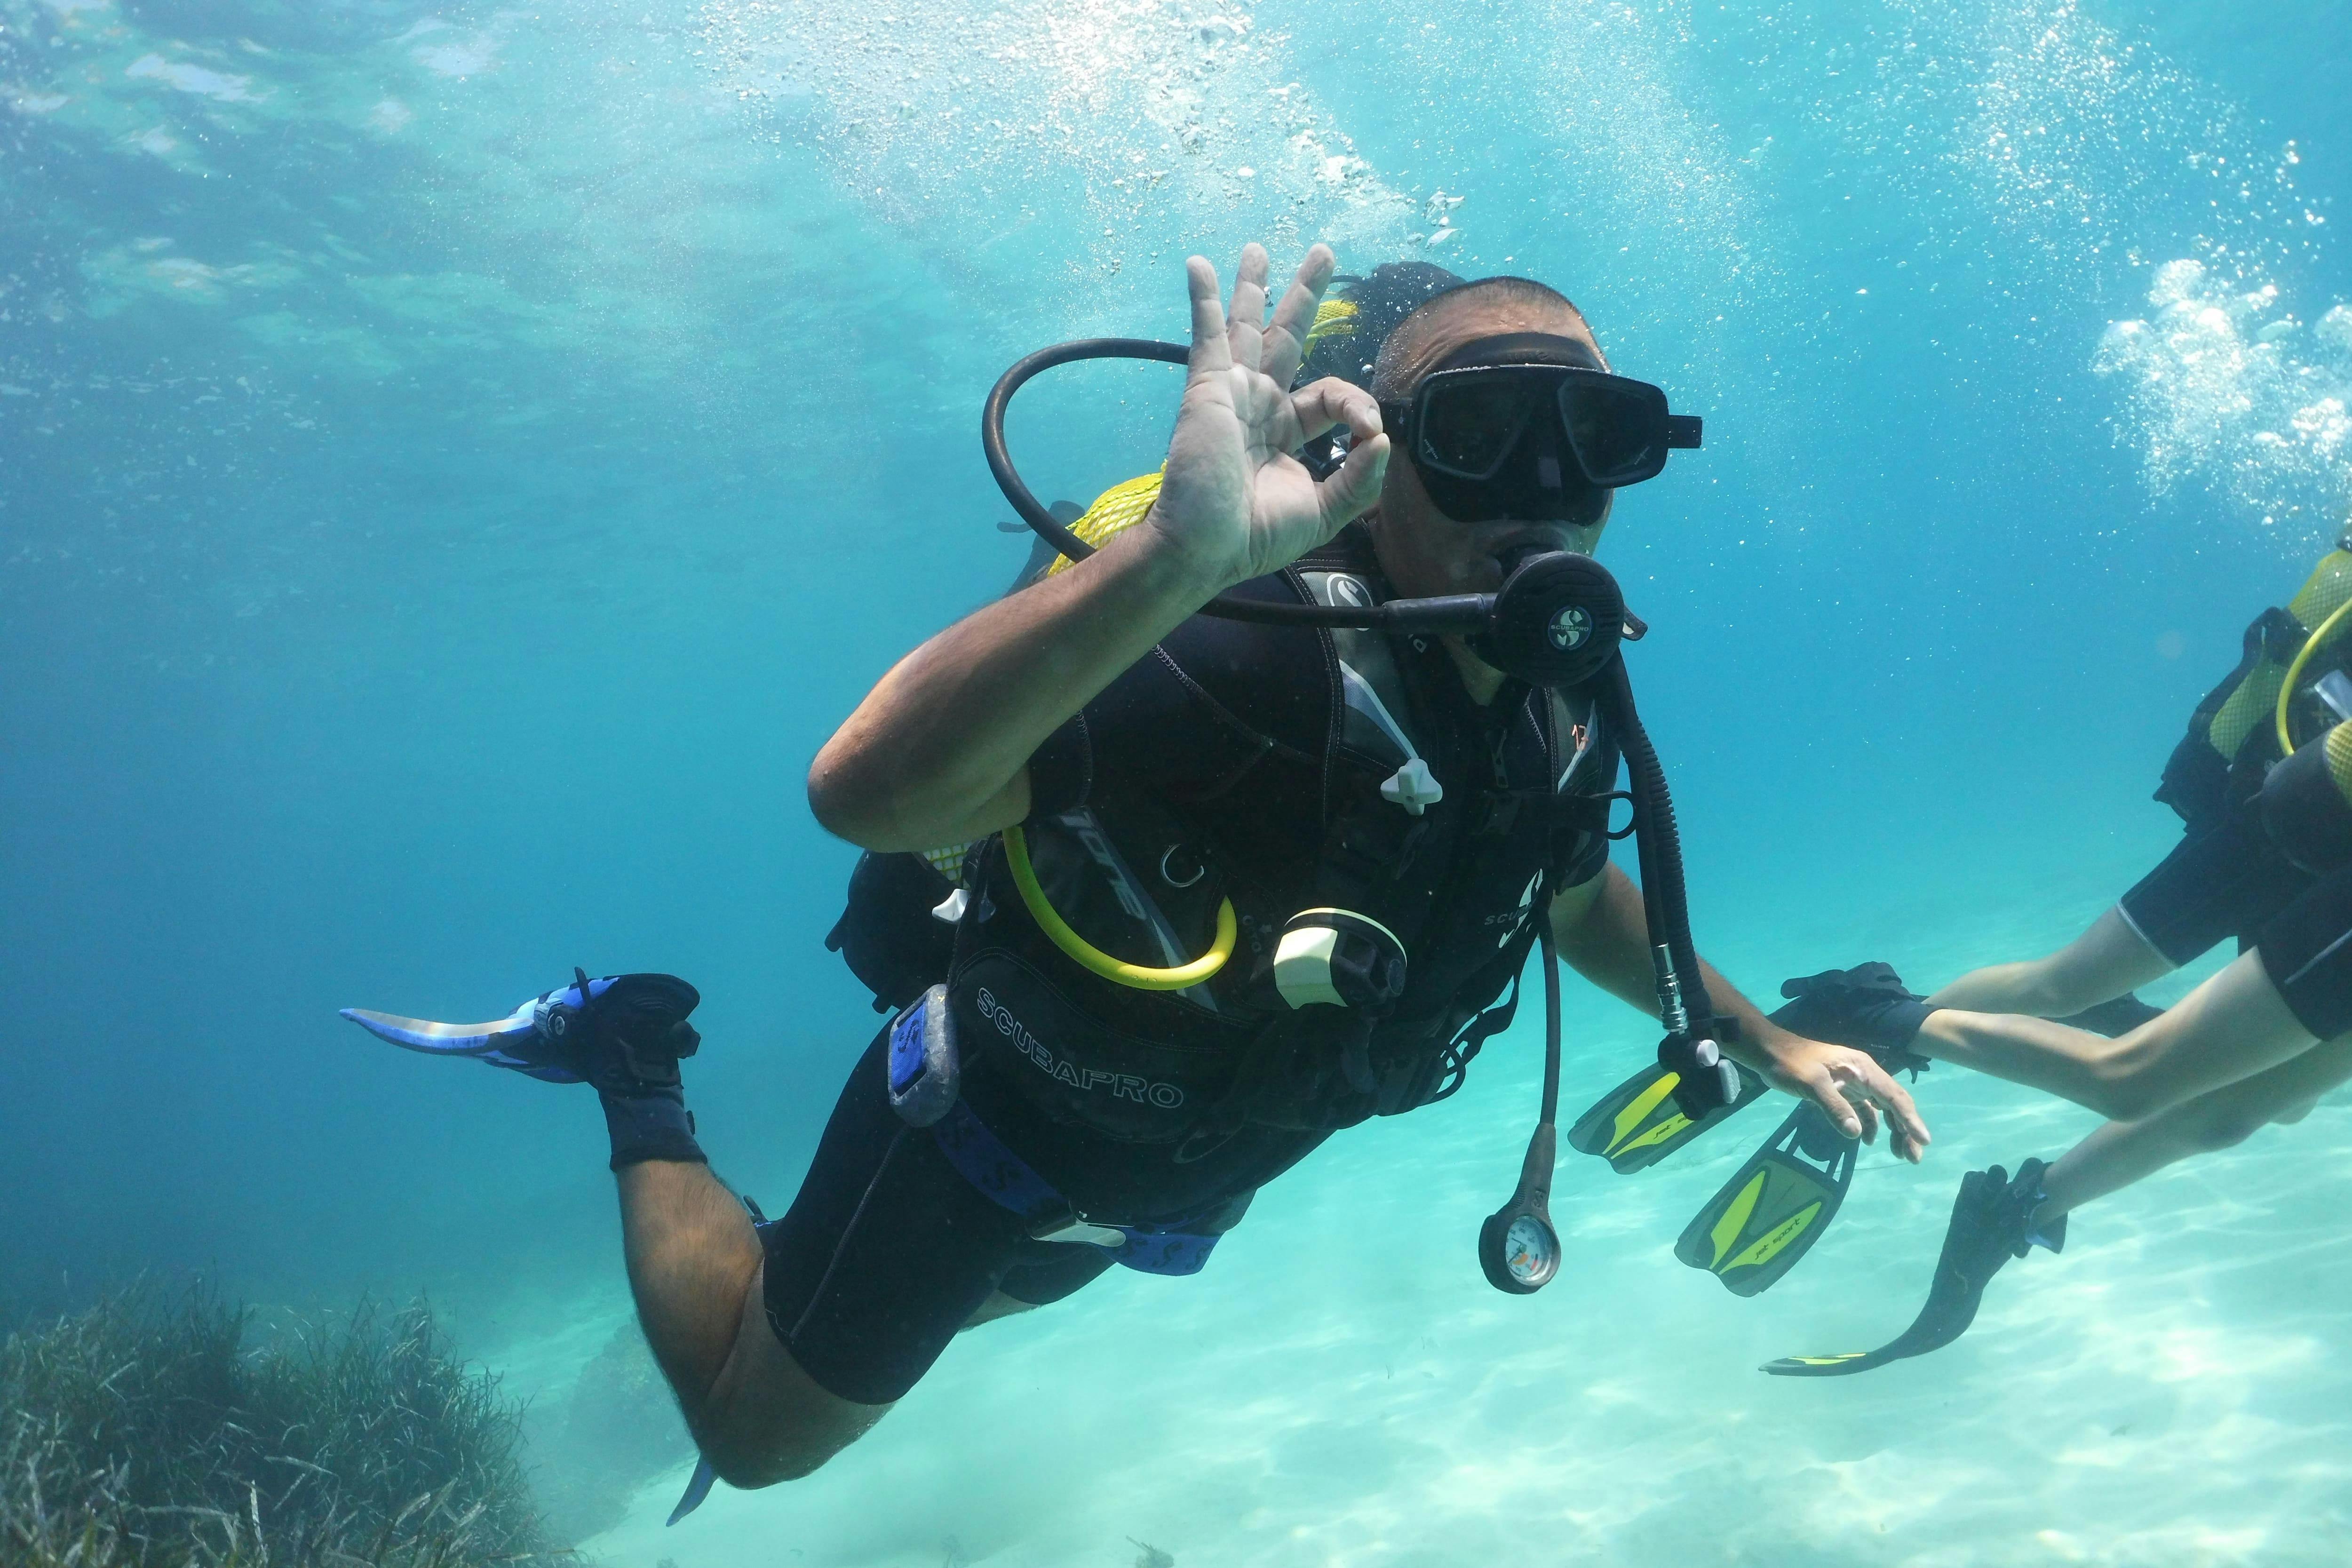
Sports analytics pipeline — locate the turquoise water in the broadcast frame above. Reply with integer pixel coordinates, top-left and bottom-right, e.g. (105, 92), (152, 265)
(7, 0), (2352, 1561)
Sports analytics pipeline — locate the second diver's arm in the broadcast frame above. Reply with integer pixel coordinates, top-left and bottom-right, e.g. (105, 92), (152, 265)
(1549, 866), (1929, 1158)
(1912, 948), (2318, 1124)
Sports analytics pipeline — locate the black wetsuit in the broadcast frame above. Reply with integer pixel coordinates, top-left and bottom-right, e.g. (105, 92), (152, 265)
(2123, 735), (2311, 968)
(764, 530), (1621, 1402)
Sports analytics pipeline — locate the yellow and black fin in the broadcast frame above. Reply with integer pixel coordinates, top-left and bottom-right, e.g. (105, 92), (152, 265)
(1673, 1102), (1855, 1297)
(1566, 1059), (1767, 1174)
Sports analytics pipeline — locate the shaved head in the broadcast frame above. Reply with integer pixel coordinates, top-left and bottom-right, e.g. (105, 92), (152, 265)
(1371, 277), (1602, 401)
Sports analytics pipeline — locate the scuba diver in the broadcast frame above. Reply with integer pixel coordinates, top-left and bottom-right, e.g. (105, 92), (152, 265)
(343, 242), (1929, 1499)
(1764, 533), (2352, 1375)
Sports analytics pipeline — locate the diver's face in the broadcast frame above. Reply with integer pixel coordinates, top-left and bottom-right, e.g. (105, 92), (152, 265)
(1367, 302), (1614, 601)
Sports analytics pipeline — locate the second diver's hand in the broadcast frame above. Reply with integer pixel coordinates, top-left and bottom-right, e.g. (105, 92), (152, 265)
(807, 242), (1391, 854)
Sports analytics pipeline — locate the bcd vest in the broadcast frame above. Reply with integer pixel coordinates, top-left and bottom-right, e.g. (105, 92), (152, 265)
(833, 532), (1618, 1147)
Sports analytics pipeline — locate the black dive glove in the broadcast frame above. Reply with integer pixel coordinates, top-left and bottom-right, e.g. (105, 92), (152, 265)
(1772, 963), (1934, 1075)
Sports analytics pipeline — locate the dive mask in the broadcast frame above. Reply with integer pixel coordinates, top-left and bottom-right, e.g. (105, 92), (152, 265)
(1379, 333), (1703, 525)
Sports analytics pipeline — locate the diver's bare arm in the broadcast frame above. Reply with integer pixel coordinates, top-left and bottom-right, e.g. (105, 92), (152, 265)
(810, 533), (1228, 851)
(1546, 868), (1773, 1041)
(1914, 948), (2319, 1122)
(809, 243), (1387, 853)
(1546, 866), (1657, 1011)
(1544, 868), (1802, 1052)
(1548, 868), (1928, 1155)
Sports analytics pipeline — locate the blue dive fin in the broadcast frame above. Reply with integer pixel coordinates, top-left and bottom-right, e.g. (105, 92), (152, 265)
(339, 1002), (537, 1054)
(667, 1457), (717, 1525)
(338, 998), (582, 1083)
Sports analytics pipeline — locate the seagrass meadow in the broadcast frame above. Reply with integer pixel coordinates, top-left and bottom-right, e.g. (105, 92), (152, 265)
(0, 1289), (557, 1568)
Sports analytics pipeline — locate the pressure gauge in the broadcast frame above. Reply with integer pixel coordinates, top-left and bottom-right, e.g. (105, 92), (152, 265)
(1479, 1190), (1562, 1295)
(1502, 1213), (1560, 1289)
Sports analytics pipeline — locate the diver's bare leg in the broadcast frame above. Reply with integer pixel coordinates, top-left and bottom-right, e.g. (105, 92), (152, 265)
(2035, 1030), (2352, 1217)
(1914, 950), (2319, 1123)
(616, 1162), (889, 1486)
(1925, 906), (2173, 1016)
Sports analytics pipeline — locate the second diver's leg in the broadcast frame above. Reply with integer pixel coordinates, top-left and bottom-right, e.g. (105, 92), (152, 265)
(1914, 950), (2320, 1123)
(2035, 1029), (2352, 1218)
(616, 1160), (889, 1487)
(1926, 906), (2175, 1018)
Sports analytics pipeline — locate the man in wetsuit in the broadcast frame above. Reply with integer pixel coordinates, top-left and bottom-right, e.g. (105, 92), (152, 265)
(355, 243), (1930, 1485)
(1764, 531), (2352, 1374)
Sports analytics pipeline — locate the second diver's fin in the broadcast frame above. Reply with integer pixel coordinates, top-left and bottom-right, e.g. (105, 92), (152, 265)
(1566, 1058), (1768, 1173)
(1761, 1157), (2053, 1376)
(1568, 967), (1940, 1176)
(1673, 1101), (1856, 1297)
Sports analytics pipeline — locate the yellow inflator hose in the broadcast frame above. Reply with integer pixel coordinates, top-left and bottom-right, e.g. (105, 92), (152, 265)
(1001, 824), (1236, 990)
(2276, 596), (2352, 756)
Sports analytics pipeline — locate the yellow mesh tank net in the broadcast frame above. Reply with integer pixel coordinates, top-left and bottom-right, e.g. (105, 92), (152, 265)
(1044, 472), (1165, 577)
(2209, 662), (2287, 761)
(2209, 548), (2352, 759)
(2278, 562), (2352, 754)
(919, 842), (976, 882)
(2288, 550), (2352, 628)
(1303, 296), (1360, 351)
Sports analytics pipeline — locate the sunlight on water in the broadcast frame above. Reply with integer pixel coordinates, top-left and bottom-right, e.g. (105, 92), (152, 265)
(696, 0), (1419, 287)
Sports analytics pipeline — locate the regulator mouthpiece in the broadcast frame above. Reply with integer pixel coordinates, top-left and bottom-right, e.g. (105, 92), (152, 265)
(1469, 549), (1627, 688)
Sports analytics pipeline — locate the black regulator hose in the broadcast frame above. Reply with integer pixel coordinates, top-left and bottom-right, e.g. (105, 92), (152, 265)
(1597, 658), (1739, 1118)
(1601, 659), (1706, 1013)
(1478, 916), (1568, 1294)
